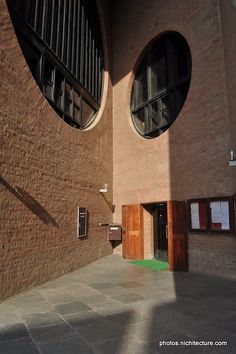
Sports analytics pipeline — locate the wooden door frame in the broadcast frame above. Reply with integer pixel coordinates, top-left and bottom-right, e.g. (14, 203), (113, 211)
(122, 200), (188, 270)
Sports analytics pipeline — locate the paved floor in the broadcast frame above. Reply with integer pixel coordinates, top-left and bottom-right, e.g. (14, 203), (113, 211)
(0, 255), (235, 354)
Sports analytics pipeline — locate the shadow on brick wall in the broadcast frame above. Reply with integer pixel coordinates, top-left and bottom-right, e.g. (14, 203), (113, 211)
(0, 176), (58, 227)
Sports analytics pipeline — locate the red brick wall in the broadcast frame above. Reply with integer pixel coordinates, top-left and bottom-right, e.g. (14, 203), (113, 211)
(112, 0), (236, 277)
(188, 234), (236, 278)
(0, 0), (113, 300)
(220, 0), (236, 190)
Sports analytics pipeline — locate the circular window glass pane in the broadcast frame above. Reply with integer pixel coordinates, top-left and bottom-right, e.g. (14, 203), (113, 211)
(7, 0), (104, 130)
(131, 32), (192, 138)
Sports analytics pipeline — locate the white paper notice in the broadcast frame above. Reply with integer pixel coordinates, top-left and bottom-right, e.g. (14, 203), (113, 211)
(211, 202), (221, 223)
(191, 203), (200, 229)
(210, 201), (230, 230)
(220, 201), (230, 230)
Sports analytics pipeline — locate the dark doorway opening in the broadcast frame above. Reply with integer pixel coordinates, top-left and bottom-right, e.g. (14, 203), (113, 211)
(153, 203), (168, 261)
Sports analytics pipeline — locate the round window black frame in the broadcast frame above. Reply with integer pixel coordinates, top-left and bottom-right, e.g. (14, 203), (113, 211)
(7, 0), (104, 130)
(131, 31), (192, 139)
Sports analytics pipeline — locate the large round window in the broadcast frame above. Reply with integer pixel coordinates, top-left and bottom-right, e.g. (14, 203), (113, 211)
(131, 32), (191, 138)
(7, 0), (104, 129)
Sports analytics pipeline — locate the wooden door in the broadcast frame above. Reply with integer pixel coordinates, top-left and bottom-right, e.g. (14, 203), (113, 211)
(122, 204), (144, 260)
(167, 201), (187, 271)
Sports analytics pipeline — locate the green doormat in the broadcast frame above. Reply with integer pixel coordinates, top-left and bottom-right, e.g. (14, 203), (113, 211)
(128, 259), (169, 271)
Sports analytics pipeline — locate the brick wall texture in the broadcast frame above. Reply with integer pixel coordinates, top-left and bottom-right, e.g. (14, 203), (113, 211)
(1, 0), (236, 300)
(0, 0), (113, 300)
(112, 0), (236, 277)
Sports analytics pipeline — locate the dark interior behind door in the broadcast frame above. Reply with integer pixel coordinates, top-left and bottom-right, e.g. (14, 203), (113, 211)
(153, 203), (168, 261)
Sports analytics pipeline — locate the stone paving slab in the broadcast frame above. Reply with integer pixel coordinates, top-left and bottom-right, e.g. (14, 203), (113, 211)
(0, 254), (235, 353)
(0, 338), (40, 354)
(29, 322), (75, 343)
(22, 311), (65, 328)
(0, 322), (29, 342)
(63, 310), (104, 328)
(54, 300), (92, 315)
(38, 334), (94, 354)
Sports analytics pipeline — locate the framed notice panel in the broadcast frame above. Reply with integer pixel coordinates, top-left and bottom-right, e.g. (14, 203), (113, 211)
(77, 207), (88, 238)
(188, 197), (235, 234)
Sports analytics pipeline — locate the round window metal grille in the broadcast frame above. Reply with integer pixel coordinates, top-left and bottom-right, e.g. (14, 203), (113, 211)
(7, 0), (104, 130)
(131, 32), (191, 138)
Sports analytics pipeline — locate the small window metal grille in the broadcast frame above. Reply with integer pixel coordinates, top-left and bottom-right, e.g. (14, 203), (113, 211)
(131, 32), (191, 138)
(7, 0), (104, 129)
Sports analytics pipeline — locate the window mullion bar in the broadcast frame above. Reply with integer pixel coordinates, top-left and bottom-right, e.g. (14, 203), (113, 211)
(42, 0), (47, 40)
(38, 54), (43, 89)
(34, 0), (39, 30)
(79, 94), (82, 127)
(144, 105), (149, 136)
(66, 0), (72, 67)
(80, 1), (85, 84)
(147, 52), (152, 101)
(133, 80), (138, 109)
(97, 34), (102, 101)
(52, 67), (56, 102)
(88, 4), (92, 94)
(71, 0), (77, 74)
(166, 38), (174, 89)
(97, 49), (101, 101)
(75, 0), (81, 79)
(56, 0), (61, 55)
(61, 0), (67, 63)
(84, 7), (89, 89)
(94, 30), (98, 101)
(166, 38), (175, 120)
(50, 0), (55, 48)
(91, 16), (95, 98)
(62, 77), (65, 115)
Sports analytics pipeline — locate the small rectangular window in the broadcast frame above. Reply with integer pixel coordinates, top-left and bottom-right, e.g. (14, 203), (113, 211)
(149, 96), (169, 132)
(43, 60), (54, 99)
(135, 59), (148, 108)
(55, 70), (64, 109)
(73, 90), (80, 124)
(64, 81), (73, 116)
(150, 44), (167, 97)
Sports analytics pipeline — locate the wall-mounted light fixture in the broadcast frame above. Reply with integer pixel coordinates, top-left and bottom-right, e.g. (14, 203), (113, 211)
(99, 184), (115, 213)
(99, 183), (108, 193)
(229, 149), (236, 166)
